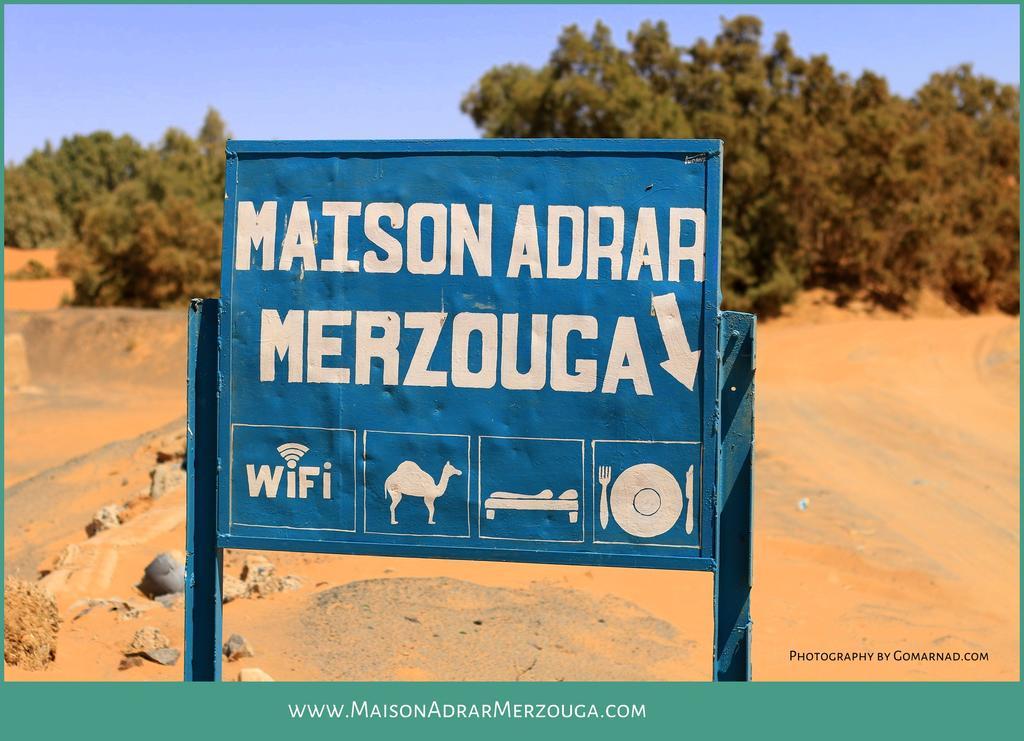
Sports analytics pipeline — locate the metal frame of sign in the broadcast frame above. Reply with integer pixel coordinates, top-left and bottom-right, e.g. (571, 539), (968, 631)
(184, 140), (753, 681)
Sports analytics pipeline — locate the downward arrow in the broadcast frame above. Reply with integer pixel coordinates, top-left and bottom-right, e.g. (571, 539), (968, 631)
(652, 292), (701, 391)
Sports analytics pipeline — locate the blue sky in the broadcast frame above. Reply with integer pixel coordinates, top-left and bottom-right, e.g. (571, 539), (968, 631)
(4, 3), (1020, 164)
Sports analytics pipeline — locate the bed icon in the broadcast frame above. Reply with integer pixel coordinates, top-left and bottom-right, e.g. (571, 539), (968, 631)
(483, 488), (580, 524)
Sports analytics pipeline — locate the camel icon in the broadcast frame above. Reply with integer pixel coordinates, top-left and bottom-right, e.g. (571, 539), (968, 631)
(385, 460), (462, 525)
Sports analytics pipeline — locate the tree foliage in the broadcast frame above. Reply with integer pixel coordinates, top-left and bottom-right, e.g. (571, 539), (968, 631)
(463, 17), (1020, 314)
(5, 108), (228, 307)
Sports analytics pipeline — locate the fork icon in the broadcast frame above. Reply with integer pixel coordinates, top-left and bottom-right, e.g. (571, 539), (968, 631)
(598, 465), (612, 530)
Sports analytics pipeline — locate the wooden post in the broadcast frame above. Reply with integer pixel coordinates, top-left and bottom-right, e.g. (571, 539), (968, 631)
(185, 298), (222, 681)
(714, 311), (755, 681)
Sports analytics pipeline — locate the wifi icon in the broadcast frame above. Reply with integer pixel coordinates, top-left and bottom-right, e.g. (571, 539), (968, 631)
(277, 442), (310, 469)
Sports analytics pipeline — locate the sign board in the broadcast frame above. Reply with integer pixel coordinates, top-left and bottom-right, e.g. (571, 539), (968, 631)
(185, 140), (754, 680)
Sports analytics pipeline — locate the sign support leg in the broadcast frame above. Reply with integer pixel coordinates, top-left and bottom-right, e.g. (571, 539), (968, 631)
(185, 298), (222, 681)
(714, 311), (755, 681)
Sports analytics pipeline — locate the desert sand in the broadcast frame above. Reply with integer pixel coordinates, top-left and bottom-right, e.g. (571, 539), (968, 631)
(3, 300), (1018, 681)
(4, 248), (74, 312)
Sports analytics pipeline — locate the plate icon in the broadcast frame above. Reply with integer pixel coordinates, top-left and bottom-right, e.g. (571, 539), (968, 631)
(609, 463), (683, 538)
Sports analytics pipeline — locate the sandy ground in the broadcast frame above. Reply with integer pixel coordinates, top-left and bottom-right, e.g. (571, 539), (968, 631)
(4, 309), (185, 486)
(3, 304), (1018, 681)
(3, 279), (74, 312)
(3, 249), (73, 312)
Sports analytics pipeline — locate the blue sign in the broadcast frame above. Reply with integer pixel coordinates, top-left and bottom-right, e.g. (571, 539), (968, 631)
(216, 140), (724, 570)
(186, 140), (754, 680)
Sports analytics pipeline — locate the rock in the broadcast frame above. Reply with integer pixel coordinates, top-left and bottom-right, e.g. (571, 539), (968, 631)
(71, 598), (143, 621)
(248, 574), (302, 598)
(86, 504), (124, 537)
(52, 544), (80, 570)
(4, 577), (60, 670)
(140, 647), (180, 666)
(113, 601), (144, 620)
(237, 668), (274, 682)
(124, 627), (179, 665)
(239, 555), (301, 598)
(139, 552), (184, 598)
(155, 449), (184, 464)
(119, 655), (145, 671)
(220, 556), (303, 604)
(154, 593), (183, 609)
(223, 633), (255, 661)
(222, 575), (247, 604)
(149, 461), (186, 499)
(240, 555), (276, 582)
(126, 626), (171, 654)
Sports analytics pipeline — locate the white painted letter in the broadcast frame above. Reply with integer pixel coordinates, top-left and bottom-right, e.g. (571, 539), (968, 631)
(355, 311), (400, 385)
(668, 207), (706, 282)
(451, 203), (492, 277)
(627, 207), (664, 281)
(586, 206), (625, 280)
(451, 313), (498, 389)
(602, 317), (652, 396)
(550, 315), (598, 392)
(407, 203), (447, 275)
(279, 201), (317, 272)
(500, 314), (547, 390)
(546, 205), (584, 279)
(404, 312), (448, 387)
(307, 310), (351, 384)
(298, 466), (320, 499)
(235, 201), (277, 270)
(260, 309), (304, 382)
(507, 205), (542, 278)
(321, 202), (361, 272)
(246, 465), (283, 498)
(364, 203), (404, 273)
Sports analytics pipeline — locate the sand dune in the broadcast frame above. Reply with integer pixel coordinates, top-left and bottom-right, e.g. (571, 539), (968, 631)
(3, 306), (1018, 680)
(754, 314), (1018, 679)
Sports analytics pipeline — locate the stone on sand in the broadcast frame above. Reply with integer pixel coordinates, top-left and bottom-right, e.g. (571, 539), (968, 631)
(237, 668), (274, 681)
(155, 446), (184, 464)
(154, 593), (183, 609)
(222, 575), (247, 604)
(4, 577), (60, 670)
(124, 627), (180, 665)
(141, 647), (180, 666)
(237, 555), (301, 599)
(126, 626), (171, 654)
(223, 633), (255, 661)
(240, 555), (275, 583)
(86, 503), (124, 537)
(139, 552), (184, 598)
(149, 461), (186, 499)
(53, 544), (80, 569)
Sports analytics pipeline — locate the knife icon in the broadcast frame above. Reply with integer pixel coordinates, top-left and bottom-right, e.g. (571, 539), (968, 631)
(684, 464), (694, 535)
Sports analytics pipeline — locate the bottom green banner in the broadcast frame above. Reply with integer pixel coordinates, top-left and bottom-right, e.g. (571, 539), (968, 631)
(0, 681), (1020, 740)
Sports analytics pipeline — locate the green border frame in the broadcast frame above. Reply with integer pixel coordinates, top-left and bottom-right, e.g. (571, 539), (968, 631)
(2, 2), (1021, 739)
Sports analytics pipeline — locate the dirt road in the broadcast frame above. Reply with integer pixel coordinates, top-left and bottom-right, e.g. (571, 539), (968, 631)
(4, 307), (1018, 680)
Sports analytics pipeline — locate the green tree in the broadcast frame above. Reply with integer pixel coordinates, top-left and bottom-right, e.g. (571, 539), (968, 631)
(6, 108), (230, 305)
(19, 131), (149, 234)
(58, 122), (225, 306)
(462, 16), (1020, 315)
(3, 166), (71, 248)
(60, 179), (220, 307)
(912, 65), (1019, 312)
